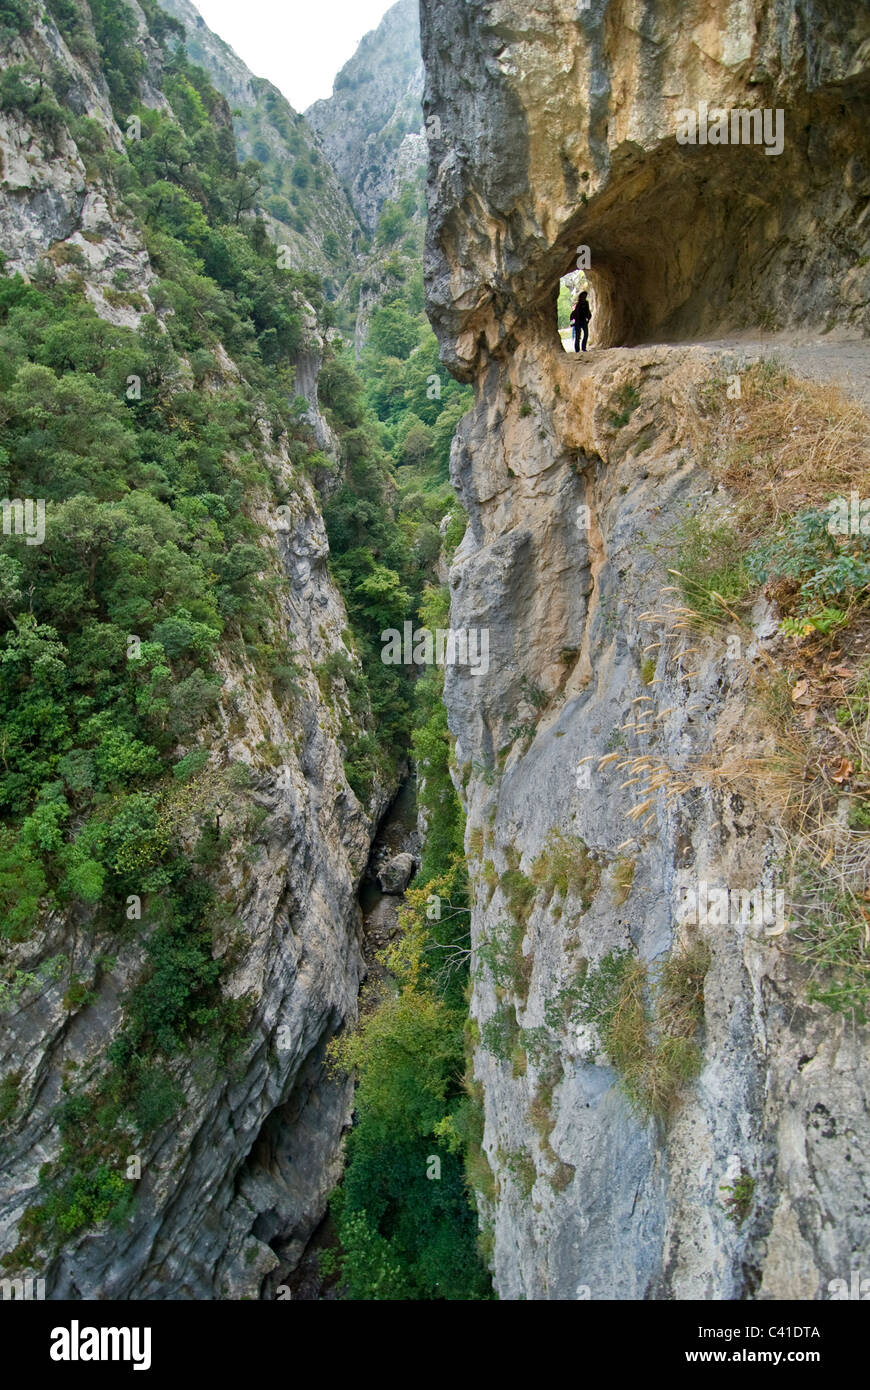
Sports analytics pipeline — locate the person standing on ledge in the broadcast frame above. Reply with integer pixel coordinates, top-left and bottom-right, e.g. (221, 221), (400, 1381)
(570, 290), (591, 352)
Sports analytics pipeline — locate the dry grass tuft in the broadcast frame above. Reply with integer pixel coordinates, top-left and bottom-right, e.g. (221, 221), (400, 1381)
(578, 944), (710, 1121)
(711, 361), (870, 534)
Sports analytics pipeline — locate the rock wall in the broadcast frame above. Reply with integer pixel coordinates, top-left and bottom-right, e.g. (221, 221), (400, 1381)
(424, 0), (870, 375)
(421, 0), (870, 1300)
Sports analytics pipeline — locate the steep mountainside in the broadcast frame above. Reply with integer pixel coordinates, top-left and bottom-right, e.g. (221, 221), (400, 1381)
(0, 0), (431, 1298)
(422, 0), (870, 1299)
(5, 0), (869, 1308)
(157, 0), (359, 285)
(306, 0), (424, 233)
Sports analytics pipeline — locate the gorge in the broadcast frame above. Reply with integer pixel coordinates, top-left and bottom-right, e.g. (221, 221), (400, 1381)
(1, 0), (869, 1306)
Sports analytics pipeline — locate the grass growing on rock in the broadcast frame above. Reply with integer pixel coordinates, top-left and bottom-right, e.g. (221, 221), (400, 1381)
(499, 1146), (537, 1198)
(657, 941), (711, 1037)
(666, 362), (870, 1026)
(480, 1002), (522, 1062)
(480, 859), (499, 904)
(499, 866), (537, 918)
(720, 1170), (755, 1226)
(608, 380), (641, 429)
(611, 857), (636, 906)
(467, 826), (485, 856)
(529, 829), (601, 908)
(788, 855), (870, 1023)
(466, 1142), (497, 1205)
(677, 361), (870, 630)
(712, 360), (870, 531)
(577, 942), (711, 1120)
(478, 918), (533, 1004)
(528, 1055), (564, 1170)
(675, 514), (752, 622)
(0, 1071), (22, 1127)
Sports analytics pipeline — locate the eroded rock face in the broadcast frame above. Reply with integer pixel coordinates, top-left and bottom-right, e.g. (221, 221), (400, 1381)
(423, 0), (870, 376)
(0, 14), (159, 323)
(421, 0), (870, 1300)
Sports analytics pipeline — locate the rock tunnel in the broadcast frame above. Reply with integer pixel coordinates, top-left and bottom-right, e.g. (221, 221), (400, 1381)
(548, 80), (870, 351)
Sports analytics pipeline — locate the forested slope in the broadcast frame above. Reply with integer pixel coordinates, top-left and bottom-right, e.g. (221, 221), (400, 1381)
(0, 0), (485, 1299)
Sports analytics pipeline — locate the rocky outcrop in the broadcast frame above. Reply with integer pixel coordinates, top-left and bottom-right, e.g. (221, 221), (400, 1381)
(421, 0), (870, 1300)
(378, 852), (416, 895)
(306, 0), (424, 232)
(423, 0), (870, 378)
(0, 11), (158, 323)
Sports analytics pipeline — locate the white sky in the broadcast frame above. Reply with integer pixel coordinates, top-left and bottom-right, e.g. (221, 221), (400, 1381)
(193, 0), (398, 111)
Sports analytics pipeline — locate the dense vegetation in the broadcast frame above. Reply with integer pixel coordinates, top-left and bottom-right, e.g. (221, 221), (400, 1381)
(310, 163), (488, 1305)
(224, 74), (356, 290)
(0, 16), (327, 939)
(313, 180), (469, 796)
(339, 178), (473, 484)
(0, 2), (351, 1255)
(313, 336), (465, 797)
(0, 0), (489, 1295)
(326, 590), (492, 1300)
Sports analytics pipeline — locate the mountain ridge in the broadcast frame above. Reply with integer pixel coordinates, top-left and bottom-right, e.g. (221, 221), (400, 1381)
(305, 0), (424, 233)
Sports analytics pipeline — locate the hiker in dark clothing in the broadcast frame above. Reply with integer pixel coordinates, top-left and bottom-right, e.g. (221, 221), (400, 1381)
(570, 291), (591, 351)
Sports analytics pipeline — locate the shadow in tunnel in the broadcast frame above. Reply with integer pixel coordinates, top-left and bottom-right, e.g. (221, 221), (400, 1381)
(549, 82), (870, 353)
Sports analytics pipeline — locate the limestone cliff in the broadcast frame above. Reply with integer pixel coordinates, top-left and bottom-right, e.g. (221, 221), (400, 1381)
(422, 0), (870, 1299)
(424, 0), (870, 374)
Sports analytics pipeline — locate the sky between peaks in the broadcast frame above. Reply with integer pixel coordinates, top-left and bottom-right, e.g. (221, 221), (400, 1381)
(193, 0), (397, 111)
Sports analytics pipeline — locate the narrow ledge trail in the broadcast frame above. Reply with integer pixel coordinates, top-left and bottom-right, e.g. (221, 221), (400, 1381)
(562, 331), (870, 406)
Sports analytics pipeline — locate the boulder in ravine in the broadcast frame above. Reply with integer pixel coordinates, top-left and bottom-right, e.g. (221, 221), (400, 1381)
(377, 852), (417, 895)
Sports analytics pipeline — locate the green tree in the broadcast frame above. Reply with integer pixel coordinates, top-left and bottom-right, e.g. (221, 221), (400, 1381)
(368, 302), (421, 359)
(399, 419), (433, 468)
(0, 827), (47, 939)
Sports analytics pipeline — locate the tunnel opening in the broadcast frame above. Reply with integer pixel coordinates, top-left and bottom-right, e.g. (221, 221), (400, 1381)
(547, 78), (870, 355)
(555, 265), (589, 353)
